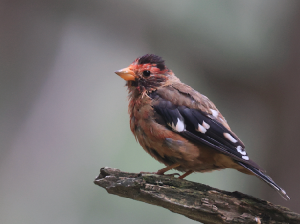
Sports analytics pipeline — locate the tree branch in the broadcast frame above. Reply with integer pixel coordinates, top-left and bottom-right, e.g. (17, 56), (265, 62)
(94, 167), (300, 224)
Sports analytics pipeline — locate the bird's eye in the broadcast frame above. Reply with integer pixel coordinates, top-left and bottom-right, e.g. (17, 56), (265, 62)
(143, 70), (151, 77)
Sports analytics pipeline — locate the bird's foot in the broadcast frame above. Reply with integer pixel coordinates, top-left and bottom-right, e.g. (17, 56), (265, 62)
(178, 170), (193, 179)
(161, 172), (180, 177)
(138, 171), (180, 178)
(139, 164), (181, 177)
(139, 171), (156, 175)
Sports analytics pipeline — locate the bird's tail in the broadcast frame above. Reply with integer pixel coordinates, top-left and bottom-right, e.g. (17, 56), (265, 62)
(237, 161), (290, 200)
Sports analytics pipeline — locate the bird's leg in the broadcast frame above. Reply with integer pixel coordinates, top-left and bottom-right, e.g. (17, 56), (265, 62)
(139, 163), (181, 177)
(155, 163), (181, 176)
(178, 170), (193, 179)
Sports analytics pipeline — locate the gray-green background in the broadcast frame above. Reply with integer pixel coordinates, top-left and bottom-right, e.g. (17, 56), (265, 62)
(1, 1), (300, 224)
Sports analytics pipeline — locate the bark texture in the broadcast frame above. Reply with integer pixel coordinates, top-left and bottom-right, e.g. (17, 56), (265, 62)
(94, 167), (300, 224)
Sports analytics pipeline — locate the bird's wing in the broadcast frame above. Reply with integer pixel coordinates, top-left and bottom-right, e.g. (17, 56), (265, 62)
(149, 85), (262, 170)
(150, 83), (289, 200)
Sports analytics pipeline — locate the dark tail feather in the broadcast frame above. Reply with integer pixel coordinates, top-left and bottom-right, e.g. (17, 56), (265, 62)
(237, 162), (290, 200)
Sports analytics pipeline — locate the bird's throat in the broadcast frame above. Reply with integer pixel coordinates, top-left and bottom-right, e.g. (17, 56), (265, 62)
(129, 80), (138, 87)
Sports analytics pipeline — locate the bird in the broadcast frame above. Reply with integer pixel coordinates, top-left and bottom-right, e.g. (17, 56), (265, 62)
(115, 54), (289, 200)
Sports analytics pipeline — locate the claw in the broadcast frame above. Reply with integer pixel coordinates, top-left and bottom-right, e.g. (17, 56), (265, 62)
(161, 172), (180, 177)
(139, 164), (181, 177)
(138, 171), (180, 178)
(138, 171), (156, 177)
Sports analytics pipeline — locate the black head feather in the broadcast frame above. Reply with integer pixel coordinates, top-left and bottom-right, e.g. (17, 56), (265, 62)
(138, 54), (166, 71)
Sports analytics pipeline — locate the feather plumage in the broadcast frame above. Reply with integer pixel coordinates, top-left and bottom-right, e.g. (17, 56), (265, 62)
(115, 54), (289, 200)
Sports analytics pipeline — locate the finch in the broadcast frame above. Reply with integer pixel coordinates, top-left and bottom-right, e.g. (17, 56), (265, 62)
(115, 54), (289, 200)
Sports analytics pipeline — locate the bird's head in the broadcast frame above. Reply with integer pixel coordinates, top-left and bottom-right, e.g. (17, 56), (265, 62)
(115, 54), (174, 94)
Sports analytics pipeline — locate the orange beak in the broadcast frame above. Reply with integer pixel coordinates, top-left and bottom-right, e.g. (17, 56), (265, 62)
(115, 67), (136, 81)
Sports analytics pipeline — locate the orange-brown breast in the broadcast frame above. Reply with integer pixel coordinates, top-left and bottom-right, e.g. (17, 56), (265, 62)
(128, 94), (242, 173)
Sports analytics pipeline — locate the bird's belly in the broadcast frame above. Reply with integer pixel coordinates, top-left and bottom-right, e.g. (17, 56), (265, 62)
(129, 101), (229, 173)
(132, 116), (224, 173)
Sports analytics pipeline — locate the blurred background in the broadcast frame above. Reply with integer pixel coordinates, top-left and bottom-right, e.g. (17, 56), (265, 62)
(1, 0), (300, 223)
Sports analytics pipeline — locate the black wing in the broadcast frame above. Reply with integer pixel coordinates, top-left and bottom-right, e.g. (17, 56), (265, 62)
(150, 90), (290, 200)
(150, 91), (257, 168)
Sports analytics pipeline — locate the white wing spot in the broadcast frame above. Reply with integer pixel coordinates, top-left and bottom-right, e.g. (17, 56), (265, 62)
(255, 217), (261, 224)
(242, 155), (249, 160)
(236, 146), (247, 155)
(210, 109), (219, 118)
(223, 133), (238, 143)
(197, 124), (207, 133)
(202, 121), (210, 129)
(281, 189), (287, 195)
(171, 118), (185, 132)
